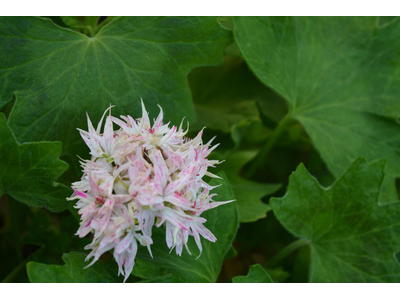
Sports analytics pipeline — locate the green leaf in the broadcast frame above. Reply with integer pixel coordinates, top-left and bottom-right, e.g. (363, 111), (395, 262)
(0, 17), (231, 169)
(24, 209), (87, 264)
(0, 113), (69, 212)
(270, 157), (400, 282)
(27, 252), (120, 283)
(60, 17), (118, 37)
(60, 16), (100, 37)
(61, 16), (99, 28)
(189, 55), (284, 133)
(233, 16), (400, 204)
(231, 117), (270, 148)
(132, 172), (239, 282)
(377, 16), (399, 28)
(232, 264), (273, 283)
(138, 274), (184, 283)
(219, 151), (281, 222)
(225, 245), (238, 259)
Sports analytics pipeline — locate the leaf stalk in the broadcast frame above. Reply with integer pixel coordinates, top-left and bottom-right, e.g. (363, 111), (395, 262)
(245, 112), (293, 178)
(266, 238), (310, 269)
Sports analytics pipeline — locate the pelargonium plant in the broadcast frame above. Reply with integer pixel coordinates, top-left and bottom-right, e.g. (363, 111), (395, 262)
(68, 100), (234, 282)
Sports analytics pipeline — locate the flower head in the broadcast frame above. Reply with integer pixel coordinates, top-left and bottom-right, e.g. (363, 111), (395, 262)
(68, 100), (234, 282)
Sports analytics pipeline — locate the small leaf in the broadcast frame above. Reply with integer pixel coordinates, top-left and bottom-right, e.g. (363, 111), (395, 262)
(131, 172), (239, 282)
(0, 113), (70, 212)
(271, 157), (400, 282)
(232, 264), (273, 283)
(225, 246), (238, 259)
(27, 252), (120, 283)
(61, 16), (99, 28)
(189, 55), (284, 133)
(231, 117), (269, 148)
(219, 151), (281, 222)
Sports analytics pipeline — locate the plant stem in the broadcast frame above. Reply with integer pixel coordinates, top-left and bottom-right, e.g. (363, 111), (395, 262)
(267, 239), (310, 269)
(245, 112), (293, 178)
(1, 257), (29, 283)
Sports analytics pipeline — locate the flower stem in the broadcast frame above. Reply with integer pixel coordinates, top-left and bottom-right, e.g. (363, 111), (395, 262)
(245, 112), (293, 178)
(1, 257), (29, 283)
(267, 239), (310, 268)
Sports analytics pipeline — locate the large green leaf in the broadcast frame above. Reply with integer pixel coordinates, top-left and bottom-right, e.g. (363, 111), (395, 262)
(270, 158), (400, 282)
(131, 172), (239, 282)
(233, 17), (400, 204)
(218, 151), (281, 223)
(232, 264), (273, 283)
(27, 252), (120, 283)
(0, 17), (231, 168)
(0, 113), (69, 212)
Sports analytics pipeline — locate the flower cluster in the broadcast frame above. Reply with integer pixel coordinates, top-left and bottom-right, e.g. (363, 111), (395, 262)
(68, 100), (233, 282)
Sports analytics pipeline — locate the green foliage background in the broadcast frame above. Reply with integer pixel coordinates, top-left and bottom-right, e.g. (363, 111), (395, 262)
(1, 16), (400, 283)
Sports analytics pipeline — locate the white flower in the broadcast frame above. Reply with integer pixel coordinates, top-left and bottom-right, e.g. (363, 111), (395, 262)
(68, 99), (234, 282)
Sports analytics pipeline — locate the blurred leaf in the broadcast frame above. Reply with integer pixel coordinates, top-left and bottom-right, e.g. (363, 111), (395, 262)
(189, 55), (285, 133)
(0, 17), (231, 172)
(234, 16), (400, 204)
(61, 16), (99, 31)
(0, 114), (70, 212)
(138, 274), (184, 283)
(377, 16), (399, 28)
(218, 151), (281, 223)
(24, 210), (87, 264)
(218, 17), (233, 31)
(225, 246), (238, 259)
(231, 117), (270, 148)
(0, 198), (31, 282)
(266, 266), (290, 283)
(257, 97), (288, 125)
(271, 158), (400, 282)
(27, 252), (120, 283)
(59, 17), (117, 37)
(132, 172), (239, 282)
(232, 264), (273, 283)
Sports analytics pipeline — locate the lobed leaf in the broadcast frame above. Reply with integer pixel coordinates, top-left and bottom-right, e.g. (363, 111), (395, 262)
(0, 113), (70, 212)
(27, 252), (120, 283)
(271, 157), (400, 282)
(233, 16), (400, 204)
(232, 264), (273, 283)
(0, 16), (231, 171)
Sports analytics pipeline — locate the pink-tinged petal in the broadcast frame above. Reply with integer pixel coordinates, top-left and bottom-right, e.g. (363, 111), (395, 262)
(72, 188), (88, 199)
(191, 227), (203, 258)
(115, 232), (133, 254)
(165, 222), (174, 248)
(85, 112), (96, 136)
(154, 104), (164, 128)
(165, 194), (192, 210)
(112, 116), (130, 132)
(205, 171), (222, 179)
(96, 105), (114, 134)
(127, 115), (141, 133)
(140, 98), (151, 129)
(196, 223), (216, 243)
(205, 199), (236, 210)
